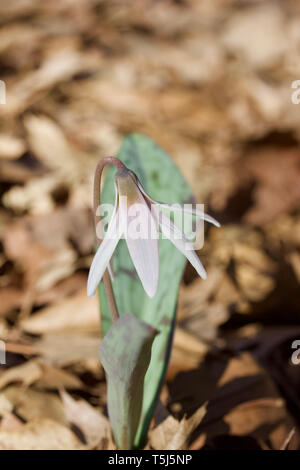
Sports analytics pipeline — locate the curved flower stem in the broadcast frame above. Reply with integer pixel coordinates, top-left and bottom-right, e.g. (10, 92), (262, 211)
(93, 156), (125, 323)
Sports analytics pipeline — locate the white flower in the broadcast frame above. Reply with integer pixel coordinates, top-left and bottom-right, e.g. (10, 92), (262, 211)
(87, 168), (220, 299)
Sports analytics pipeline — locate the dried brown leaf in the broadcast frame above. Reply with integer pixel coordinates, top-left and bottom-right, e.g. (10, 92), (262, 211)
(34, 332), (100, 367)
(0, 419), (84, 450)
(2, 386), (66, 424)
(0, 360), (41, 389)
(60, 390), (113, 448)
(150, 403), (207, 450)
(20, 293), (100, 334)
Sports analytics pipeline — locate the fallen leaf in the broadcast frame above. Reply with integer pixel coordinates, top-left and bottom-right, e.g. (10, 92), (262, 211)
(0, 134), (25, 159)
(178, 267), (224, 321)
(34, 332), (100, 367)
(35, 363), (84, 391)
(0, 413), (23, 431)
(20, 293), (100, 334)
(0, 419), (84, 450)
(0, 394), (13, 417)
(222, 4), (288, 69)
(0, 360), (41, 389)
(24, 115), (80, 177)
(150, 403), (207, 450)
(167, 328), (208, 381)
(35, 272), (87, 306)
(5, 47), (97, 115)
(3, 386), (66, 424)
(224, 397), (286, 436)
(241, 149), (300, 225)
(61, 390), (112, 447)
(169, 353), (299, 450)
(0, 287), (23, 318)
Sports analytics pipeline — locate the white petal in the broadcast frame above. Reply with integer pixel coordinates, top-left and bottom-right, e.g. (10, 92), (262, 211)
(107, 260), (115, 282)
(153, 206), (207, 280)
(156, 202), (220, 228)
(122, 194), (159, 298)
(136, 180), (220, 227)
(87, 209), (123, 297)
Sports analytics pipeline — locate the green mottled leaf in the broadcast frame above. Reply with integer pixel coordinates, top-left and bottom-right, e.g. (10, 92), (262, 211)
(99, 313), (157, 450)
(99, 133), (193, 448)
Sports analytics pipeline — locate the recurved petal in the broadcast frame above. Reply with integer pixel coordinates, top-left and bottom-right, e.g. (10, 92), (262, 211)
(152, 206), (207, 280)
(136, 179), (220, 227)
(158, 203), (220, 228)
(87, 209), (123, 297)
(123, 195), (159, 298)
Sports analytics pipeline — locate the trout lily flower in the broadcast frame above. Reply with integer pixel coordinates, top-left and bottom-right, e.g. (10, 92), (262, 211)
(87, 168), (220, 298)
